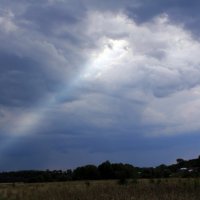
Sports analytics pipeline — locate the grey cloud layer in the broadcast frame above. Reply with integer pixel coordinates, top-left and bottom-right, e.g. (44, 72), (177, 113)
(1, 1), (200, 135)
(1, 0), (200, 170)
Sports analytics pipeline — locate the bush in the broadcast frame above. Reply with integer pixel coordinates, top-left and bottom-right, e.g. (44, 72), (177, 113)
(118, 177), (128, 185)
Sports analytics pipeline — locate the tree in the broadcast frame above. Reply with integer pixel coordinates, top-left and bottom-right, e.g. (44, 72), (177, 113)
(98, 161), (113, 179)
(176, 158), (184, 164)
(73, 165), (99, 180)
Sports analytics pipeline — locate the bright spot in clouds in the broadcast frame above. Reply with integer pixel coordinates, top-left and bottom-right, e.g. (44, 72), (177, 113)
(82, 38), (129, 80)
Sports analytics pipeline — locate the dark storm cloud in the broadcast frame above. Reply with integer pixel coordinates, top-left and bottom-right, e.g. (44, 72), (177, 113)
(127, 0), (200, 36)
(22, 2), (84, 36)
(0, 1), (87, 108)
(0, 51), (53, 107)
(1, 131), (200, 170)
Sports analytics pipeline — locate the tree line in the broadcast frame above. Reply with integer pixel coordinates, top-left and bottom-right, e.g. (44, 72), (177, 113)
(0, 156), (200, 183)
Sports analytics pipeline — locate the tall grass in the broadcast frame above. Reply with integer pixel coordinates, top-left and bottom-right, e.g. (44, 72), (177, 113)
(0, 178), (199, 200)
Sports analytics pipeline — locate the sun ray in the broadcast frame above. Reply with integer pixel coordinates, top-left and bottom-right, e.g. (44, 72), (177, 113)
(0, 37), (130, 161)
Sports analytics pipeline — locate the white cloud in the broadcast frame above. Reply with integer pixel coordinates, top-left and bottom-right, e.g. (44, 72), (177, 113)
(74, 11), (200, 136)
(82, 12), (200, 94)
(0, 9), (17, 33)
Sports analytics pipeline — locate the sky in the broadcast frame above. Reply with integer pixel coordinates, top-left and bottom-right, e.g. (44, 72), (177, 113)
(0, 0), (200, 171)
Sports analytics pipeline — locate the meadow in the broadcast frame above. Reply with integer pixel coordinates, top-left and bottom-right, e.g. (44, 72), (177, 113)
(0, 178), (200, 200)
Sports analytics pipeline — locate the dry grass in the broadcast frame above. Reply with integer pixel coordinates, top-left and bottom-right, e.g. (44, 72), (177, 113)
(0, 178), (199, 200)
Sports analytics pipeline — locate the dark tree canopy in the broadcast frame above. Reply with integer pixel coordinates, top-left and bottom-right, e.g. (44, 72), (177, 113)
(0, 156), (200, 183)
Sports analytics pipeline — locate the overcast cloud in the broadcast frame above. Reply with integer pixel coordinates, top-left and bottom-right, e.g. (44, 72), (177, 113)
(0, 0), (200, 170)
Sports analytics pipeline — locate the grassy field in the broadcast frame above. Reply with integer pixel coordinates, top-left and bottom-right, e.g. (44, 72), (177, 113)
(0, 178), (200, 200)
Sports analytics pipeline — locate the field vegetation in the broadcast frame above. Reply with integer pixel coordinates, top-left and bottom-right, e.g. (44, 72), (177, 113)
(0, 178), (200, 200)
